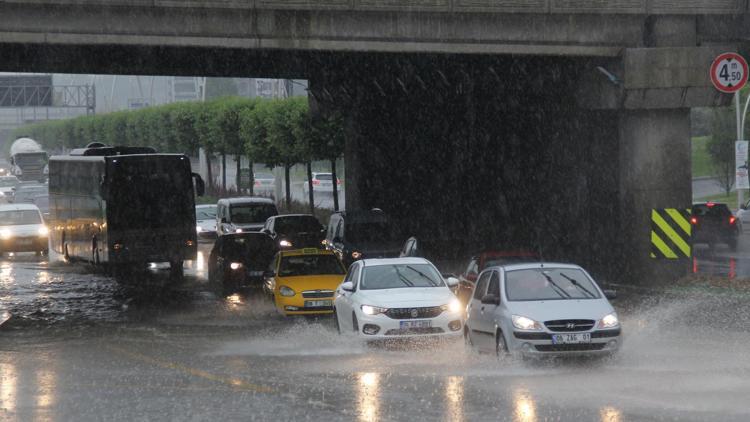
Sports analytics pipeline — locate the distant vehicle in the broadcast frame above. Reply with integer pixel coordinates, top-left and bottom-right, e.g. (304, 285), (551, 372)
(262, 214), (325, 249)
(0, 176), (19, 200)
(333, 257), (462, 339)
(325, 209), (401, 267)
(303, 172), (341, 194)
(0, 203), (49, 255)
(195, 204), (218, 240)
(11, 184), (47, 204)
(208, 232), (277, 294)
(9, 138), (48, 182)
(264, 249), (346, 316)
(691, 202), (739, 251)
(216, 197), (278, 236)
(48, 145), (205, 278)
(253, 172), (276, 197)
(465, 263), (620, 357)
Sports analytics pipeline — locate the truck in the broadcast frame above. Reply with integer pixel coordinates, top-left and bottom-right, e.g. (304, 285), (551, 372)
(9, 137), (48, 182)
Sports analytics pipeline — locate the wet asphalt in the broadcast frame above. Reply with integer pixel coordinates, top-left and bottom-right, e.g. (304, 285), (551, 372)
(1, 243), (750, 421)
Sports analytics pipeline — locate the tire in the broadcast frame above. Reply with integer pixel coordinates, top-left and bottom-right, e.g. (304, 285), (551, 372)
(496, 330), (509, 358)
(352, 313), (359, 334)
(333, 309), (341, 334)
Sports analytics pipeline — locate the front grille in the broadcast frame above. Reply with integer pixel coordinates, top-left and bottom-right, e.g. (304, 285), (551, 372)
(544, 319), (595, 332)
(534, 343), (607, 352)
(302, 290), (334, 299)
(384, 327), (444, 336)
(514, 332), (552, 340)
(385, 306), (443, 320)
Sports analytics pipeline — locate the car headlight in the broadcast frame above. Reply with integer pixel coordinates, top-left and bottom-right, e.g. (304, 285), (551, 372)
(279, 239), (292, 248)
(598, 312), (619, 329)
(361, 305), (388, 315)
(38, 226), (49, 237)
(229, 262), (243, 270)
(441, 299), (462, 314)
(235, 228), (243, 233)
(511, 315), (542, 331)
(279, 286), (295, 297)
(196, 225), (203, 233)
(351, 251), (362, 260)
(0, 229), (12, 240)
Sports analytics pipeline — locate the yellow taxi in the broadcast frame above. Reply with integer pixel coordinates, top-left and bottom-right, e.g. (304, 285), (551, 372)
(265, 248), (347, 316)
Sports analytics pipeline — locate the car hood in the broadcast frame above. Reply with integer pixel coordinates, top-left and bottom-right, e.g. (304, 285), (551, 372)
(506, 299), (614, 322)
(358, 287), (455, 307)
(235, 223), (265, 231)
(278, 274), (346, 291)
(0, 223), (45, 237)
(197, 219), (216, 230)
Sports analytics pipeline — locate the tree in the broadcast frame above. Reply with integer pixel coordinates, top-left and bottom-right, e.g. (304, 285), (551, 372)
(708, 106), (737, 195)
(310, 112), (345, 211)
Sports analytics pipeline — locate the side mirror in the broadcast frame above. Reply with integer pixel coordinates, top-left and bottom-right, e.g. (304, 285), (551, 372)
(341, 281), (354, 292)
(263, 270), (275, 278)
(481, 294), (500, 305)
(446, 276), (459, 287)
(192, 173), (205, 197)
(603, 289), (617, 300)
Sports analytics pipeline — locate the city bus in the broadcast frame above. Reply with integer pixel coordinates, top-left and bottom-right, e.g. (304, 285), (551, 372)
(48, 145), (205, 278)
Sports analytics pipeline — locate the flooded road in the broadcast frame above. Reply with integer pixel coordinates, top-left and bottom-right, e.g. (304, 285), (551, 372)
(1, 244), (750, 421)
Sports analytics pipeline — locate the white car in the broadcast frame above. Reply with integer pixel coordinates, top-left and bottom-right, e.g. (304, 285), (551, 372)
(333, 258), (463, 340)
(303, 172), (341, 194)
(0, 203), (49, 254)
(195, 204), (218, 239)
(465, 263), (621, 357)
(253, 172), (275, 197)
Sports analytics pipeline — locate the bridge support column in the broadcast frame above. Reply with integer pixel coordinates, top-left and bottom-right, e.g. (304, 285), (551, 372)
(617, 108), (692, 282)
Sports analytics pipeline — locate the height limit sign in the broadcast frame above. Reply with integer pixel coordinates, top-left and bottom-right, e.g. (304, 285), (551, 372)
(711, 52), (748, 93)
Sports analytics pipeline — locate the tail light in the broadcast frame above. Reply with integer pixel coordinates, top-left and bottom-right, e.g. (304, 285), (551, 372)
(254, 180), (261, 186)
(729, 216), (737, 225)
(690, 217), (698, 225)
(337, 179), (342, 185)
(706, 202), (715, 208)
(312, 180), (321, 185)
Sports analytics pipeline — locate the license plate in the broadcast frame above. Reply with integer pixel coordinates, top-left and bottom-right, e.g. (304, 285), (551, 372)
(400, 320), (432, 329)
(248, 271), (263, 277)
(304, 300), (332, 308)
(552, 333), (591, 344)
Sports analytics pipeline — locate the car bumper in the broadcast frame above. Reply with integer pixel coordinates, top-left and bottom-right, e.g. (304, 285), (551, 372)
(276, 295), (335, 316)
(0, 236), (48, 252)
(197, 230), (217, 241)
(509, 329), (621, 356)
(354, 310), (464, 339)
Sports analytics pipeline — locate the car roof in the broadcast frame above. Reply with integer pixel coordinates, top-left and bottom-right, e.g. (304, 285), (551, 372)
(484, 262), (583, 272)
(196, 204), (216, 209)
(269, 214), (315, 219)
(218, 197), (275, 205)
(359, 257), (431, 267)
(0, 203), (41, 212)
(281, 248), (335, 257)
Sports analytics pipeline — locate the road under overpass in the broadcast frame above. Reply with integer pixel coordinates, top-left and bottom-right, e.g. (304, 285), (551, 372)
(0, 1), (748, 281)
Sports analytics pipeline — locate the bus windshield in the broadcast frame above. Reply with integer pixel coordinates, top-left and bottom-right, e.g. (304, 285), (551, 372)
(107, 158), (193, 230)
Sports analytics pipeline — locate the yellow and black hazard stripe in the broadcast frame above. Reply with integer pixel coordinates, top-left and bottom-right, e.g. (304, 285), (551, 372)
(650, 208), (692, 259)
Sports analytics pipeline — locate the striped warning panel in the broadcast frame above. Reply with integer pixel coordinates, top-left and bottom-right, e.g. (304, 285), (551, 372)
(650, 208), (692, 259)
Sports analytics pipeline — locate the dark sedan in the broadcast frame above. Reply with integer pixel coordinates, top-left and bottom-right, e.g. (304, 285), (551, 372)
(208, 232), (277, 294)
(261, 214), (325, 250)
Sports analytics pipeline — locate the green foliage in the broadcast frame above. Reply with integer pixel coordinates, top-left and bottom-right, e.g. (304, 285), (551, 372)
(11, 96), (344, 170)
(707, 106), (738, 195)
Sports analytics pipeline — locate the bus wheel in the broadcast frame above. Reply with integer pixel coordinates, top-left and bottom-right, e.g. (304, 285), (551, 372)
(169, 260), (184, 280)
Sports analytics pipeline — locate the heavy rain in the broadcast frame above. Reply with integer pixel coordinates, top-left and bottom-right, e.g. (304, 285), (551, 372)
(1, 2), (750, 421)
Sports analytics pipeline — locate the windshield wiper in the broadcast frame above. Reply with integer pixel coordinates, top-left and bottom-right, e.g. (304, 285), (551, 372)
(542, 273), (571, 299)
(393, 267), (414, 287)
(559, 273), (596, 298)
(405, 265), (438, 287)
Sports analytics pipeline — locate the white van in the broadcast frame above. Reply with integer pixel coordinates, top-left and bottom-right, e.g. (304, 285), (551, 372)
(216, 197), (278, 236)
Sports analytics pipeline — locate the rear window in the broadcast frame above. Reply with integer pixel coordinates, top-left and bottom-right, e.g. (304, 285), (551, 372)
(230, 203), (277, 224)
(315, 174), (332, 180)
(693, 204), (731, 218)
(274, 217), (322, 234)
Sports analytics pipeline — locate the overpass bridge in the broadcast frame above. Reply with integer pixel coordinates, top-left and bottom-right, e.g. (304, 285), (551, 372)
(1, 0), (749, 281)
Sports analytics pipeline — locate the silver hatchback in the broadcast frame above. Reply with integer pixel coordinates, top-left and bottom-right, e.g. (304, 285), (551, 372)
(465, 263), (621, 357)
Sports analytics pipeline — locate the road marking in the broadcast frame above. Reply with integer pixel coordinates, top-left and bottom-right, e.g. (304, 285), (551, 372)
(107, 345), (274, 393)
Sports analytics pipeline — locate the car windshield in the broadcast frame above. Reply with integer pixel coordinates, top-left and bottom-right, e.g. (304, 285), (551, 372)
(0, 210), (41, 225)
(230, 203), (277, 224)
(360, 263), (445, 290)
(278, 254), (345, 276)
(275, 216), (322, 234)
(505, 268), (601, 301)
(196, 206), (216, 220)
